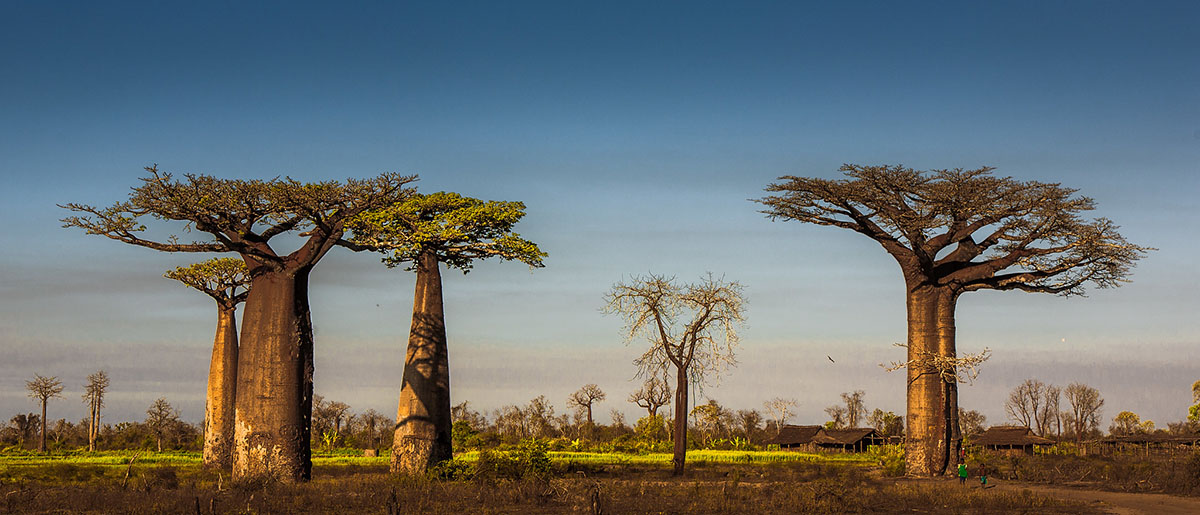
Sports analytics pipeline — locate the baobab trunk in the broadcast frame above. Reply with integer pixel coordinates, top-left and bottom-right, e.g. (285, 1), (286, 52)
(904, 284), (960, 477)
(232, 268), (314, 483)
(391, 251), (452, 474)
(38, 400), (47, 453)
(672, 367), (689, 476)
(204, 304), (239, 468)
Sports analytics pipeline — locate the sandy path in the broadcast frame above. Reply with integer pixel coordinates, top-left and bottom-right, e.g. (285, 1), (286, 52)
(995, 481), (1200, 515)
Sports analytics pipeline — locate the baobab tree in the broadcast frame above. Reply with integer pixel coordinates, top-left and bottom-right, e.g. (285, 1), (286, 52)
(760, 164), (1149, 476)
(347, 191), (545, 474)
(61, 165), (416, 482)
(605, 273), (745, 475)
(567, 384), (607, 428)
(628, 377), (671, 418)
(82, 370), (109, 452)
(165, 258), (250, 468)
(26, 375), (64, 453)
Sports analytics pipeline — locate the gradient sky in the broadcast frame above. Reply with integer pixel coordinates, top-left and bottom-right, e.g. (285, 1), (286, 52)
(1, 2), (1197, 432)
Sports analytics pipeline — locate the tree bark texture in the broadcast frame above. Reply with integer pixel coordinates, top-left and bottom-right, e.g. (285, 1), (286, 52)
(904, 284), (961, 477)
(672, 368), (689, 476)
(38, 400), (47, 453)
(204, 305), (239, 468)
(391, 251), (452, 474)
(232, 269), (314, 483)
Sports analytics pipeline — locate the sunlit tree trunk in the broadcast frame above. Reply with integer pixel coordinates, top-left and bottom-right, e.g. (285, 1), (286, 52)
(904, 283), (960, 477)
(232, 268), (314, 483)
(204, 304), (239, 468)
(391, 250), (452, 474)
(672, 367), (689, 476)
(38, 400), (47, 453)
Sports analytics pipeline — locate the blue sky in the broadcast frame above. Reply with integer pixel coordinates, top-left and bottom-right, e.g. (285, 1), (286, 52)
(1, 2), (1197, 431)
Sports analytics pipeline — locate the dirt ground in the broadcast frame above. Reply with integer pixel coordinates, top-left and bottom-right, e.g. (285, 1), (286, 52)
(990, 480), (1200, 515)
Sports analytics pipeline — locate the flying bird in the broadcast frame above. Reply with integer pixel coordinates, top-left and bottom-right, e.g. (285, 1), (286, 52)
(827, 355), (835, 363)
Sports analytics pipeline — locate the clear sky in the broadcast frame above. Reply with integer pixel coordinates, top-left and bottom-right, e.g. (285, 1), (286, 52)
(1, 1), (1197, 431)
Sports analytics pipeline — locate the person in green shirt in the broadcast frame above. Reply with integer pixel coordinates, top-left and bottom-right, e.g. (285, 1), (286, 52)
(958, 462), (968, 485)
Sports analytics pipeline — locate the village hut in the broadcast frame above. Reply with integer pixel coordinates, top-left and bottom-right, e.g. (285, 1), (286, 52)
(767, 425), (824, 451)
(1099, 433), (1200, 454)
(811, 428), (886, 453)
(972, 425), (1054, 455)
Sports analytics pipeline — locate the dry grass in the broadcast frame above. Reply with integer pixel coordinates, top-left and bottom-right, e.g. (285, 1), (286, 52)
(0, 460), (1099, 514)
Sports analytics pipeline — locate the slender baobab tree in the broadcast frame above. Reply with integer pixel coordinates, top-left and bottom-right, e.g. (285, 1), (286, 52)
(628, 377), (671, 418)
(61, 166), (416, 482)
(82, 370), (109, 452)
(605, 273), (745, 475)
(567, 384), (607, 428)
(347, 191), (545, 474)
(26, 375), (64, 453)
(759, 164), (1150, 476)
(165, 258), (250, 468)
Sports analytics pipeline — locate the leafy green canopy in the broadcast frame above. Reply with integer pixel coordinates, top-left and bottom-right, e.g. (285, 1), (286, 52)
(758, 164), (1151, 295)
(164, 257), (251, 308)
(61, 165), (418, 271)
(348, 191), (546, 271)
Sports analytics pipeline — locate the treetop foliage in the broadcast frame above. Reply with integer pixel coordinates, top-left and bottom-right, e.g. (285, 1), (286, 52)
(758, 164), (1152, 295)
(347, 191), (546, 272)
(60, 165), (418, 268)
(164, 257), (251, 307)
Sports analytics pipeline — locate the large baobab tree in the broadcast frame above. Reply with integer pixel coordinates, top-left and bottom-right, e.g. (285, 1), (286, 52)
(26, 375), (64, 453)
(82, 370), (109, 452)
(628, 377), (672, 418)
(605, 273), (745, 475)
(165, 258), (250, 468)
(759, 164), (1149, 476)
(347, 191), (545, 474)
(567, 384), (607, 428)
(61, 165), (416, 482)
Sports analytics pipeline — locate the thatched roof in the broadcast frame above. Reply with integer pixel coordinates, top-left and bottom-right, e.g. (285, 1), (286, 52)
(768, 425), (823, 445)
(812, 428), (882, 445)
(973, 425), (1054, 447)
(1100, 433), (1200, 445)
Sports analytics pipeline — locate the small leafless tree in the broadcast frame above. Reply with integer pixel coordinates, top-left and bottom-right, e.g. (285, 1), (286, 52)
(1064, 382), (1104, 444)
(609, 409), (627, 429)
(1005, 379), (1060, 436)
(763, 397), (798, 436)
(567, 384), (607, 428)
(26, 374), (64, 453)
(146, 397), (181, 452)
(605, 273), (745, 476)
(957, 409), (987, 438)
(840, 390), (867, 428)
(82, 370), (109, 452)
(628, 377), (672, 418)
(824, 405), (847, 429)
(736, 409), (763, 442)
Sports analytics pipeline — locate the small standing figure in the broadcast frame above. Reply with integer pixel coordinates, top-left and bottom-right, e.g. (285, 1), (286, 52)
(957, 462), (968, 485)
(979, 465), (989, 488)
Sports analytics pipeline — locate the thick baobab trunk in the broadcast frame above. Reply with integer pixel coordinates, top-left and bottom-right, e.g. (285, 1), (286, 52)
(391, 251), (452, 474)
(204, 305), (239, 468)
(672, 368), (689, 476)
(38, 400), (47, 453)
(904, 284), (960, 477)
(232, 268), (314, 483)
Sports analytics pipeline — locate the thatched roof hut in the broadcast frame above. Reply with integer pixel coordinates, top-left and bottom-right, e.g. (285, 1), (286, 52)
(767, 425), (824, 449)
(972, 425), (1053, 455)
(811, 428), (885, 453)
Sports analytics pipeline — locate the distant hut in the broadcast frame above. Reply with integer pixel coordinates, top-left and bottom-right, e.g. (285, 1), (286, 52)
(1099, 433), (1200, 454)
(811, 428), (886, 453)
(972, 426), (1054, 455)
(768, 425), (824, 451)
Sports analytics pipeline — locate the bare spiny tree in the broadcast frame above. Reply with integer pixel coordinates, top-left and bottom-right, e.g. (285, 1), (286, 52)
(761, 164), (1149, 476)
(1064, 382), (1104, 444)
(165, 258), (250, 468)
(567, 384), (607, 428)
(606, 273), (745, 476)
(62, 166), (416, 482)
(82, 371), (109, 452)
(628, 377), (671, 418)
(26, 375), (64, 453)
(763, 397), (798, 436)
